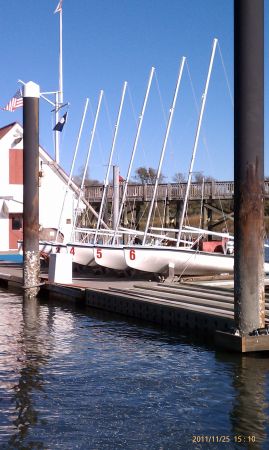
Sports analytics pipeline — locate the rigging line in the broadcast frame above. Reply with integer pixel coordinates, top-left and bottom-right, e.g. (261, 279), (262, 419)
(127, 85), (138, 126)
(154, 71), (168, 124)
(154, 70), (176, 168)
(217, 42), (234, 108)
(186, 60), (228, 234)
(88, 98), (106, 171)
(103, 92), (114, 137)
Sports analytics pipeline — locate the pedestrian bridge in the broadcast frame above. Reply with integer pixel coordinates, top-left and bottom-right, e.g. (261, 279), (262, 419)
(85, 181), (269, 203)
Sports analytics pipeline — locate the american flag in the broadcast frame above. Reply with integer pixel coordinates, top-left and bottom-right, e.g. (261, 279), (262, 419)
(2, 89), (23, 112)
(54, 0), (63, 14)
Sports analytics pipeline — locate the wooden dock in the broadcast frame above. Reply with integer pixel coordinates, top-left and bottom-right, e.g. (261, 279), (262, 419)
(1, 262), (269, 353)
(85, 180), (269, 203)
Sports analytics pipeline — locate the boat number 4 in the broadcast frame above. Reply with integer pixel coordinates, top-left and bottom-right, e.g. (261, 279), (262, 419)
(130, 249), (136, 260)
(70, 247), (75, 255)
(96, 249), (102, 258)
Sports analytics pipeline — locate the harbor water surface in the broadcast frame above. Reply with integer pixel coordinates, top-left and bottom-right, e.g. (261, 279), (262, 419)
(1, 287), (269, 449)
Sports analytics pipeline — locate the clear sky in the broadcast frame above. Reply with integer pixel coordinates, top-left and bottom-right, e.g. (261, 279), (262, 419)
(0, 0), (268, 182)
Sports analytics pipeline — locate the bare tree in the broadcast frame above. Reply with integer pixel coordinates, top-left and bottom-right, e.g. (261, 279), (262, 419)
(173, 172), (186, 183)
(134, 166), (165, 184)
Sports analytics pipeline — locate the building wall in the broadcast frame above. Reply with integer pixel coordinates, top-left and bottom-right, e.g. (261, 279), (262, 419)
(0, 124), (81, 251)
(39, 159), (75, 242)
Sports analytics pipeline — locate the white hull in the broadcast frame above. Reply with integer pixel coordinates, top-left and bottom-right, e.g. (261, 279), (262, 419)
(66, 243), (96, 266)
(124, 246), (234, 276)
(94, 245), (127, 270)
(18, 240), (66, 255)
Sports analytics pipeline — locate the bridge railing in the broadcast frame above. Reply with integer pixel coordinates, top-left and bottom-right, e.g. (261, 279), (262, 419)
(85, 181), (269, 203)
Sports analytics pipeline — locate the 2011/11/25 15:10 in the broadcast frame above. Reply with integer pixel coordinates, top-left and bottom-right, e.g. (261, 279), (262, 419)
(192, 435), (256, 444)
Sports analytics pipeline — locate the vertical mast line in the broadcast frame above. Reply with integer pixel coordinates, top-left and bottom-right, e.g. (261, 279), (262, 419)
(72, 90), (104, 238)
(55, 4), (63, 164)
(55, 91), (60, 163)
(56, 98), (89, 241)
(94, 81), (128, 244)
(176, 38), (218, 247)
(112, 66), (155, 245)
(59, 6), (63, 105)
(142, 57), (186, 246)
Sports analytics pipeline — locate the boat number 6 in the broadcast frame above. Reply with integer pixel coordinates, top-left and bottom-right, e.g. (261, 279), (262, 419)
(130, 249), (136, 260)
(96, 248), (102, 259)
(70, 247), (75, 255)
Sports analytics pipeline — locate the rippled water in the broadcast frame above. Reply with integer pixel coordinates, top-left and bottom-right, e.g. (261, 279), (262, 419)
(1, 288), (269, 449)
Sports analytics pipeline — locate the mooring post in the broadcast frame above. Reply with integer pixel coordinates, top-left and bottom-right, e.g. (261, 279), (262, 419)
(234, 0), (265, 334)
(23, 81), (40, 299)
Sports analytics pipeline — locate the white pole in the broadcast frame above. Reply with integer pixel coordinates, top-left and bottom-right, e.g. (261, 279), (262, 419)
(56, 98), (89, 241)
(93, 81), (128, 244)
(72, 90), (104, 238)
(54, 91), (60, 163)
(112, 67), (155, 244)
(59, 6), (63, 105)
(142, 57), (186, 245)
(176, 38), (218, 246)
(54, 4), (63, 164)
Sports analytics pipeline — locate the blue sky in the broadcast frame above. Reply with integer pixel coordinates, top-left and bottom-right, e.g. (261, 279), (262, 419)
(0, 0), (268, 182)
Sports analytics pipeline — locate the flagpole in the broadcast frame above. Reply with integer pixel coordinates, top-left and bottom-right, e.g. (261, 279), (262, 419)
(55, 91), (60, 163)
(59, 4), (63, 105)
(54, 0), (63, 164)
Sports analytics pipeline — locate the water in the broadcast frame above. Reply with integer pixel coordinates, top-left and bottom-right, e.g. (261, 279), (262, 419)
(1, 288), (269, 449)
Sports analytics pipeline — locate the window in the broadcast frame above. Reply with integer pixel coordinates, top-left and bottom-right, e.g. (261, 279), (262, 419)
(12, 217), (22, 230)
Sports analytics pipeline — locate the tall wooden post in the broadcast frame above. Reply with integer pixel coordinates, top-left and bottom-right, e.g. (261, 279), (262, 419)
(112, 165), (120, 231)
(234, 0), (265, 334)
(23, 82), (40, 299)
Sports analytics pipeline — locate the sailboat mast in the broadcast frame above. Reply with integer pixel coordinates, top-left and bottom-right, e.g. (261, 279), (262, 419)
(176, 38), (218, 247)
(93, 81), (128, 244)
(142, 57), (186, 246)
(56, 98), (89, 241)
(112, 66), (155, 245)
(72, 90), (104, 238)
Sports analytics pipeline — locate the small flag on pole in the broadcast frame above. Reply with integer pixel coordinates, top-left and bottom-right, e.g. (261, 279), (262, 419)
(53, 112), (68, 132)
(1, 89), (23, 112)
(54, 0), (63, 14)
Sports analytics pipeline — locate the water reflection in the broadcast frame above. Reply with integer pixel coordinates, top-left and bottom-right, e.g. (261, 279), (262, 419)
(216, 353), (269, 449)
(1, 288), (269, 449)
(8, 299), (42, 449)
(232, 356), (269, 449)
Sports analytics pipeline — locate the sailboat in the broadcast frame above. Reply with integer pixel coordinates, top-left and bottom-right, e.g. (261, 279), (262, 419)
(66, 82), (127, 266)
(121, 39), (269, 277)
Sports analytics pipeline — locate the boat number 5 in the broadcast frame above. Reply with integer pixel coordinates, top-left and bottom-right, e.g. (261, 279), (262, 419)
(96, 249), (102, 259)
(70, 247), (75, 255)
(130, 249), (136, 260)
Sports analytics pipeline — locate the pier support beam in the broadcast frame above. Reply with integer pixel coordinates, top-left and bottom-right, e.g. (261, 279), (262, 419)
(234, 0), (265, 334)
(165, 200), (170, 228)
(23, 82), (40, 299)
(112, 165), (120, 231)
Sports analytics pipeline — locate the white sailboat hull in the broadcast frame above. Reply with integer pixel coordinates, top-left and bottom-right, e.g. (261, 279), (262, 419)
(94, 246), (127, 270)
(124, 246), (262, 276)
(66, 243), (96, 266)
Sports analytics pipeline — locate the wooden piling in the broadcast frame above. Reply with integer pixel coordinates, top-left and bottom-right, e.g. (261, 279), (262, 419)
(234, 0), (265, 335)
(23, 82), (40, 299)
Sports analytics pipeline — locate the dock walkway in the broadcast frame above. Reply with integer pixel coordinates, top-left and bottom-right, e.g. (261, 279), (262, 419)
(1, 262), (269, 353)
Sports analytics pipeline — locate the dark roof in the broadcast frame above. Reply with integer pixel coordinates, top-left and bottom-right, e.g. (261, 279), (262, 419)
(0, 122), (17, 140)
